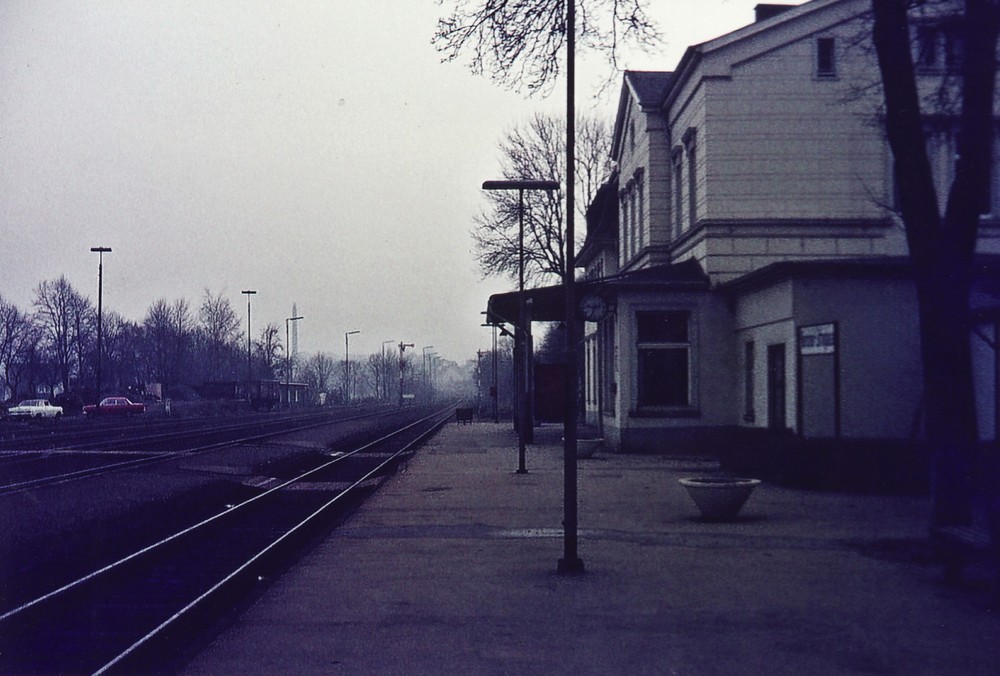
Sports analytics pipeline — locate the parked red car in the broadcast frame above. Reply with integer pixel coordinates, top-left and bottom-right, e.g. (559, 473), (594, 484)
(84, 396), (146, 416)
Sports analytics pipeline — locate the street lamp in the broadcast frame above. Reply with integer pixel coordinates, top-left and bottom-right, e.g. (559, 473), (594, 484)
(398, 341), (414, 407)
(90, 247), (112, 400)
(345, 330), (360, 403)
(422, 346), (434, 395)
(285, 315), (303, 408)
(382, 340), (395, 400)
(481, 322), (499, 423)
(242, 290), (257, 383)
(481, 179), (560, 475)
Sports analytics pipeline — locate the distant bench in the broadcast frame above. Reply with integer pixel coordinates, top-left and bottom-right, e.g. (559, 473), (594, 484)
(455, 407), (474, 425)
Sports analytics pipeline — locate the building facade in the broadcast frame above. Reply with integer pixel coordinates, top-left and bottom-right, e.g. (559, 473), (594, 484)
(568, 0), (1000, 453)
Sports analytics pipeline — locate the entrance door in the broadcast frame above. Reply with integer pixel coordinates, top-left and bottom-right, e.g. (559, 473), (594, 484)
(767, 343), (787, 430)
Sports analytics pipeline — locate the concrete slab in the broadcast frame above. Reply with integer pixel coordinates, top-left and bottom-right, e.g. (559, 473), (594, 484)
(182, 422), (999, 675)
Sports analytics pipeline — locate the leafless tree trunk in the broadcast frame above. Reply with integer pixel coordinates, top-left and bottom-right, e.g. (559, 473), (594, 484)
(871, 0), (1000, 526)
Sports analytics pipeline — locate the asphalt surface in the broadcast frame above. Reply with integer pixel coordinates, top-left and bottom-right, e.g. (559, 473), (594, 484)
(183, 421), (998, 675)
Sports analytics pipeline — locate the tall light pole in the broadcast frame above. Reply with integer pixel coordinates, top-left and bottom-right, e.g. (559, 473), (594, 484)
(345, 330), (360, 403)
(382, 340), (395, 401)
(285, 315), (303, 408)
(560, 0), (584, 575)
(398, 341), (414, 407)
(242, 290), (256, 383)
(90, 247), (112, 400)
(422, 346), (434, 395)
(481, 179), (560, 475)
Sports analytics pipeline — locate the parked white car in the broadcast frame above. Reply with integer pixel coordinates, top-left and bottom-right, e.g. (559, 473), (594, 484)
(7, 399), (63, 419)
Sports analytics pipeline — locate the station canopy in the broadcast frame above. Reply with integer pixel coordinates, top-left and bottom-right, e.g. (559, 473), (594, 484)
(485, 259), (710, 328)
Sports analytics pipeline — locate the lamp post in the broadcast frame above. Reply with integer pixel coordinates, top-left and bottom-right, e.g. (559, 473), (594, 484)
(90, 247), (112, 400)
(345, 330), (360, 403)
(285, 315), (303, 408)
(422, 346), (434, 396)
(382, 340), (395, 401)
(481, 179), (560, 475)
(398, 341), (414, 407)
(242, 290), (256, 383)
(559, 0), (584, 574)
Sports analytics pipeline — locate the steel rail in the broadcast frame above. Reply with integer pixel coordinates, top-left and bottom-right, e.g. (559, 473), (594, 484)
(0, 407), (396, 496)
(0, 407), (450, 631)
(95, 408), (452, 674)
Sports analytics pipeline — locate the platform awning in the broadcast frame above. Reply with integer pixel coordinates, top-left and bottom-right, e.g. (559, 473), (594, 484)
(485, 259), (710, 327)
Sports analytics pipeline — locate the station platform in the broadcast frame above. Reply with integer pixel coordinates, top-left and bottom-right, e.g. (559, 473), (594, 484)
(183, 421), (998, 675)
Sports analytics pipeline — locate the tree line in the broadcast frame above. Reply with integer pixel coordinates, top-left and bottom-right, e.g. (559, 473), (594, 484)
(0, 277), (447, 405)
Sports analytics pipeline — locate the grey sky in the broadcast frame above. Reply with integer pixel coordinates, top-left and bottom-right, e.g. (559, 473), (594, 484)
(0, 0), (749, 362)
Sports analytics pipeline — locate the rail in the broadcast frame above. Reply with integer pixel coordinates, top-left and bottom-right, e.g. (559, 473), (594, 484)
(0, 406), (454, 673)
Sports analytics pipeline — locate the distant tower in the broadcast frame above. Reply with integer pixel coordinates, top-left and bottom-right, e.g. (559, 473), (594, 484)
(292, 303), (299, 358)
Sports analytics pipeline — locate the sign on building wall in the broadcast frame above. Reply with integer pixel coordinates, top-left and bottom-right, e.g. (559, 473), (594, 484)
(799, 323), (836, 355)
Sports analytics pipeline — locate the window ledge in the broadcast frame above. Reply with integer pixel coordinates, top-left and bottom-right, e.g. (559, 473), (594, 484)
(629, 407), (701, 419)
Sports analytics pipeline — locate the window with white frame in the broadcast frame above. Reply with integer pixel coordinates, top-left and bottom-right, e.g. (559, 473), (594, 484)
(684, 128), (697, 232)
(635, 169), (645, 251)
(672, 148), (684, 239)
(620, 192), (630, 265)
(816, 37), (837, 78)
(636, 310), (691, 408)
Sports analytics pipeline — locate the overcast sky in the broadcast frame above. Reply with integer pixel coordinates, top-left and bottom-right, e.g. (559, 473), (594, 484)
(0, 0), (757, 363)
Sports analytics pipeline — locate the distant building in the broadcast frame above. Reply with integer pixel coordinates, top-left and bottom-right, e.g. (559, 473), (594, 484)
(488, 0), (1000, 454)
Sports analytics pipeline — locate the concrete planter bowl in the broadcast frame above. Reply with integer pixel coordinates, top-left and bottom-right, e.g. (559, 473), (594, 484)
(679, 477), (761, 521)
(576, 438), (603, 459)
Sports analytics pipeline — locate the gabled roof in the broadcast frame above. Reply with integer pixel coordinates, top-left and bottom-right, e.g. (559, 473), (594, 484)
(625, 71), (674, 107)
(611, 71), (672, 160)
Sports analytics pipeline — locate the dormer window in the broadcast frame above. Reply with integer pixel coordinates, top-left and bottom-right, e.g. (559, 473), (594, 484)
(816, 37), (836, 78)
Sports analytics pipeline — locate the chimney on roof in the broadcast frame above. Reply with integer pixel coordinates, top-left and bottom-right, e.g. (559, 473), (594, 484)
(755, 4), (796, 22)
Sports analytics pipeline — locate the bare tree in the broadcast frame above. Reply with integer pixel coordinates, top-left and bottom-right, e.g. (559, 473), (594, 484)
(144, 299), (175, 392)
(475, 113), (613, 285)
(255, 322), (283, 379)
(0, 296), (38, 400)
(301, 351), (336, 399)
(871, 0), (999, 527)
(198, 289), (242, 381)
(434, 0), (658, 94)
(33, 276), (90, 392)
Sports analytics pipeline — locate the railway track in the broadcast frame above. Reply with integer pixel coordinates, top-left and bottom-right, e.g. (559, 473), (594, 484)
(0, 406), (454, 674)
(0, 406), (393, 496)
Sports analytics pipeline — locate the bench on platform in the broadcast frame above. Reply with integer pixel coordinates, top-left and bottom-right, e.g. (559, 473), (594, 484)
(455, 407), (474, 425)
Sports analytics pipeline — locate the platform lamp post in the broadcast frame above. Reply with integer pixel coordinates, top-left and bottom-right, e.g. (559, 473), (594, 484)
(90, 247), (112, 401)
(242, 290), (256, 383)
(422, 346), (434, 395)
(285, 315), (303, 409)
(480, 321), (500, 423)
(559, 0), (585, 574)
(345, 330), (360, 403)
(481, 179), (560, 475)
(382, 340), (395, 401)
(398, 342), (414, 407)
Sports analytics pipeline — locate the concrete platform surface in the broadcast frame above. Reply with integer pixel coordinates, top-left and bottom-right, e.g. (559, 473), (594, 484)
(182, 422), (998, 675)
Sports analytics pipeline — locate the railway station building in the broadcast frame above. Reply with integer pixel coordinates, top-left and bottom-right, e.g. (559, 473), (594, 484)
(487, 0), (1000, 457)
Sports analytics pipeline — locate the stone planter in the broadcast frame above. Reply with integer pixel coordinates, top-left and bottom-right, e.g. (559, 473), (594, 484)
(576, 438), (603, 459)
(679, 477), (761, 521)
